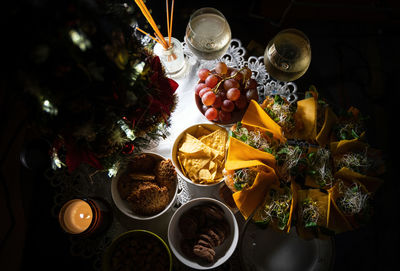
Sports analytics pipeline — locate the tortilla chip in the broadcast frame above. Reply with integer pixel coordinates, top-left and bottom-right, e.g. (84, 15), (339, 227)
(294, 97), (317, 140)
(191, 125), (213, 138)
(242, 99), (285, 143)
(200, 128), (228, 156)
(177, 127), (226, 184)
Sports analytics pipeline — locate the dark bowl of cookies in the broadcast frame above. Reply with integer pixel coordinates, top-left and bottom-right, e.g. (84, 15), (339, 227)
(111, 152), (178, 220)
(167, 198), (239, 270)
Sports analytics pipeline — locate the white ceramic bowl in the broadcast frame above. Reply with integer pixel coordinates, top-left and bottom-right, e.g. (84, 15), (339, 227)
(171, 123), (227, 197)
(168, 197), (239, 270)
(111, 152), (178, 220)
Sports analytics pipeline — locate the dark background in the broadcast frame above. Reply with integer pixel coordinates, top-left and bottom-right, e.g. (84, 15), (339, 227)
(1, 0), (398, 270)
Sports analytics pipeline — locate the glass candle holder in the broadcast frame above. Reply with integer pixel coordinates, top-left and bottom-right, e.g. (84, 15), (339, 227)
(58, 197), (112, 236)
(153, 37), (185, 76)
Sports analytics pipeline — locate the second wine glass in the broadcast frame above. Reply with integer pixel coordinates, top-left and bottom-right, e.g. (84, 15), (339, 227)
(185, 7), (231, 61)
(264, 28), (311, 82)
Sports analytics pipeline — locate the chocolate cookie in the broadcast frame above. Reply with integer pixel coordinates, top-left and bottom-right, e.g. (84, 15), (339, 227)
(197, 239), (213, 249)
(206, 228), (223, 247)
(193, 245), (215, 263)
(211, 224), (227, 244)
(200, 204), (225, 221)
(198, 234), (217, 248)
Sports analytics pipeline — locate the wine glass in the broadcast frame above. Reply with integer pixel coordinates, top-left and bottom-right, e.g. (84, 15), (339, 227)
(184, 7), (231, 61)
(264, 28), (311, 82)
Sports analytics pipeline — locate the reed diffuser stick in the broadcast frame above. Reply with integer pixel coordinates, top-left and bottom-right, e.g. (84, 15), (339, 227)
(134, 0), (168, 48)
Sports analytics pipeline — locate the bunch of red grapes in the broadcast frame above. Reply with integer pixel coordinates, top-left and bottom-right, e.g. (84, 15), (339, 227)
(195, 62), (259, 122)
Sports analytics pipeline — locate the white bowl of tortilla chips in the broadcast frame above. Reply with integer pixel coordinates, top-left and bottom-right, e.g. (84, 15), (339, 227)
(172, 124), (228, 197)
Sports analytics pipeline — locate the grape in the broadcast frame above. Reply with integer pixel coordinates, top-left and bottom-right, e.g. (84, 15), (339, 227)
(226, 88), (241, 101)
(230, 69), (243, 82)
(205, 107), (218, 121)
(198, 68), (210, 81)
(219, 110), (231, 122)
(246, 89), (259, 102)
(235, 95), (248, 109)
(199, 87), (212, 98)
(205, 74), (219, 88)
(240, 67), (252, 81)
(213, 94), (222, 108)
(223, 79), (239, 91)
(221, 99), (235, 112)
(244, 78), (257, 90)
(215, 62), (228, 75)
(202, 104), (209, 113)
(218, 90), (226, 100)
(195, 83), (207, 96)
(202, 91), (216, 106)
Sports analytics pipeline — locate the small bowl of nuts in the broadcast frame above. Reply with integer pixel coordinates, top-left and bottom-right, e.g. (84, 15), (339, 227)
(167, 197), (239, 270)
(102, 229), (172, 271)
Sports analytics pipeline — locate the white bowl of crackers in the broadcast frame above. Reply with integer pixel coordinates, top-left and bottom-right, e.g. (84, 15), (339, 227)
(168, 197), (239, 270)
(111, 152), (178, 220)
(171, 124), (228, 196)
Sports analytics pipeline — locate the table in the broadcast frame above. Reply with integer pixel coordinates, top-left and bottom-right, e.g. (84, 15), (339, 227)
(48, 38), (333, 271)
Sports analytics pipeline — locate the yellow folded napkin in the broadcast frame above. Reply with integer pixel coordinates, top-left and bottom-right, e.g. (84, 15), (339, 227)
(327, 181), (354, 233)
(316, 106), (338, 147)
(334, 167), (383, 193)
(225, 137), (277, 170)
(294, 96), (317, 141)
(225, 137), (279, 219)
(330, 137), (368, 155)
(252, 181), (297, 233)
(296, 188), (331, 240)
(328, 178), (371, 232)
(241, 99), (286, 143)
(232, 169), (278, 219)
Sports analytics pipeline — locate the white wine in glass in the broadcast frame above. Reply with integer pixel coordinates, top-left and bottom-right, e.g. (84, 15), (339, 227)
(185, 8), (231, 60)
(264, 28), (311, 82)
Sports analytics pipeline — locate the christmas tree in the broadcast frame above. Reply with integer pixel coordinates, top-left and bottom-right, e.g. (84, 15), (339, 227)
(5, 0), (178, 174)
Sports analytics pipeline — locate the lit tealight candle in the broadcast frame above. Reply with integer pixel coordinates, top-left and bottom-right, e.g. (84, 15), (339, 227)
(59, 197), (112, 236)
(59, 199), (93, 234)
